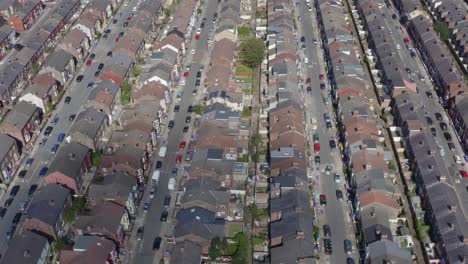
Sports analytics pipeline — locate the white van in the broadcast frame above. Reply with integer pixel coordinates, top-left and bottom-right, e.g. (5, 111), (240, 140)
(304, 57), (309, 64)
(152, 169), (161, 184)
(454, 155), (462, 164)
(159, 147), (167, 157)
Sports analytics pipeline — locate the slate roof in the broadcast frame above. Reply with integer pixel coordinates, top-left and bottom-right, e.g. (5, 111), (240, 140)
(47, 142), (90, 180)
(0, 133), (16, 162)
(0, 230), (49, 264)
(367, 240), (412, 264)
(88, 171), (137, 202)
(1, 101), (38, 130)
(170, 241), (202, 264)
(25, 184), (71, 227)
(69, 108), (107, 139)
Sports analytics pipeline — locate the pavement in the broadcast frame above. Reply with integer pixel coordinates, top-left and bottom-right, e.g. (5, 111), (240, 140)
(0, 0), (144, 256)
(296, 2), (358, 263)
(125, 1), (219, 263)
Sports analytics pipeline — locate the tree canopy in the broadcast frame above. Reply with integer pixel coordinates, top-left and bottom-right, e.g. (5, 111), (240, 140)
(239, 38), (265, 68)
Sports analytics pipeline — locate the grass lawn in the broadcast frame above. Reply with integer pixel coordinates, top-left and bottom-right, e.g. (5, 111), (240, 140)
(229, 225), (243, 237)
(252, 236), (266, 246)
(236, 77), (252, 83)
(242, 88), (252, 95)
(236, 65), (252, 73)
(241, 107), (252, 117)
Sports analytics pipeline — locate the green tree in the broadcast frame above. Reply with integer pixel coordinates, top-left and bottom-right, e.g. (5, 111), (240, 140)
(239, 38), (265, 68)
(32, 63), (41, 74)
(197, 8), (202, 14)
(434, 20), (449, 41)
(208, 237), (222, 261)
(164, 8), (171, 17)
(92, 151), (102, 166)
(132, 66), (141, 77)
(231, 234), (249, 263)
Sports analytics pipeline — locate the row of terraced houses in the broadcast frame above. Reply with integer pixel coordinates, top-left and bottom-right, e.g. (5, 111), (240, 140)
(0, 0), (167, 262)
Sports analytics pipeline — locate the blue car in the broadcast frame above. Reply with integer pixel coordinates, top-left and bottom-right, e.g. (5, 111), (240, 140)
(39, 166), (48, 177)
(26, 158), (34, 167)
(307, 86), (312, 93)
(143, 201), (151, 212)
(51, 144), (59, 154)
(57, 133), (65, 143)
(149, 186), (157, 199)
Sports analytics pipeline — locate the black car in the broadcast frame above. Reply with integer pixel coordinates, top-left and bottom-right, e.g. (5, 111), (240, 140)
(447, 142), (456, 151)
(76, 75), (84, 82)
(104, 29), (111, 34)
(426, 91), (433, 98)
(324, 238), (333, 254)
(160, 211), (168, 222)
(28, 184), (38, 196)
(155, 161), (162, 169)
(18, 170), (27, 178)
(344, 239), (352, 254)
(187, 105), (193, 112)
(440, 122), (448, 131)
(320, 83), (326, 90)
(94, 71), (101, 77)
(163, 195), (171, 208)
(336, 190), (343, 200)
(153, 237), (162, 250)
(183, 126), (189, 133)
(123, 21), (128, 27)
(69, 114), (76, 121)
(168, 120), (175, 128)
(435, 112), (443, 121)
(107, 51), (113, 57)
(314, 155), (321, 164)
(10, 185), (20, 197)
(426, 116), (433, 125)
(65, 96), (72, 104)
(112, 19), (118, 24)
(4, 198), (13, 207)
(443, 132), (452, 141)
(329, 139), (336, 149)
(0, 207), (6, 218)
(98, 63), (104, 70)
(137, 226), (144, 240)
(119, 32), (124, 37)
(12, 212), (22, 225)
(196, 71), (202, 79)
(347, 257), (355, 264)
(185, 116), (191, 123)
(431, 127), (436, 136)
(323, 224), (331, 237)
(103, 33), (108, 39)
(195, 79), (200, 87)
(174, 105), (180, 112)
(90, 53), (96, 59)
(201, 21), (205, 28)
(300, 36), (305, 42)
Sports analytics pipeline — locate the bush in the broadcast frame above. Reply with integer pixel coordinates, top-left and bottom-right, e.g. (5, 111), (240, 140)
(238, 26), (251, 36)
(239, 38), (265, 68)
(434, 20), (449, 41)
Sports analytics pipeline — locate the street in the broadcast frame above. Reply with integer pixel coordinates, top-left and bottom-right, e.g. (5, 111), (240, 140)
(0, 0), (142, 255)
(126, 0), (219, 263)
(296, 2), (358, 262)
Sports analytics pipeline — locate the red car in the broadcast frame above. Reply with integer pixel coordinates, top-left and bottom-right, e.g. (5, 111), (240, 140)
(179, 141), (186, 149)
(403, 37), (410, 45)
(306, 77), (311, 84)
(319, 74), (324, 80)
(86, 59), (92, 67)
(320, 194), (327, 205)
(115, 36), (120, 42)
(461, 170), (468, 179)
(195, 34), (200, 40)
(314, 143), (320, 154)
(183, 71), (189, 77)
(176, 155), (182, 163)
(127, 16), (132, 20)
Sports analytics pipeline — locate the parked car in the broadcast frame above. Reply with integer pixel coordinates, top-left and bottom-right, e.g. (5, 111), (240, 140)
(325, 164), (332, 175)
(426, 116), (433, 125)
(69, 114), (76, 121)
(57, 133), (65, 143)
(174, 105), (180, 112)
(76, 75), (84, 82)
(39, 166), (48, 177)
(160, 211), (168, 222)
(431, 127), (436, 136)
(183, 126), (189, 133)
(185, 116), (191, 123)
(0, 207), (6, 218)
(107, 51), (113, 57)
(329, 139), (336, 149)
(334, 174), (341, 183)
(10, 185), (20, 197)
(51, 116), (59, 125)
(163, 195), (171, 207)
(39, 137), (47, 146)
(155, 161), (162, 169)
(86, 59), (92, 67)
(26, 158), (34, 167)
(168, 120), (175, 128)
(98, 63), (104, 70)
(18, 170), (27, 178)
(28, 184), (38, 196)
(320, 194), (327, 206)
(143, 201), (151, 212)
(149, 186), (157, 199)
(314, 143), (320, 153)
(137, 227), (144, 240)
(435, 112), (443, 121)
(179, 141), (186, 149)
(443, 132), (452, 141)
(4, 198), (13, 207)
(51, 144), (59, 154)
(336, 190), (343, 200)
(314, 155), (321, 164)
(313, 133), (319, 143)
(64, 96), (71, 104)
(176, 155), (182, 163)
(344, 239), (352, 254)
(439, 122), (448, 131)
(6, 225), (16, 239)
(44, 126), (53, 136)
(187, 105), (193, 112)
(323, 224), (331, 237)
(153, 237), (162, 250)
(447, 142), (456, 151)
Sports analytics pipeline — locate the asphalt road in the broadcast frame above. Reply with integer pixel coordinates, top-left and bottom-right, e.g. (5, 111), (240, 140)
(128, 0), (219, 263)
(0, 0), (143, 255)
(297, 2), (358, 262)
